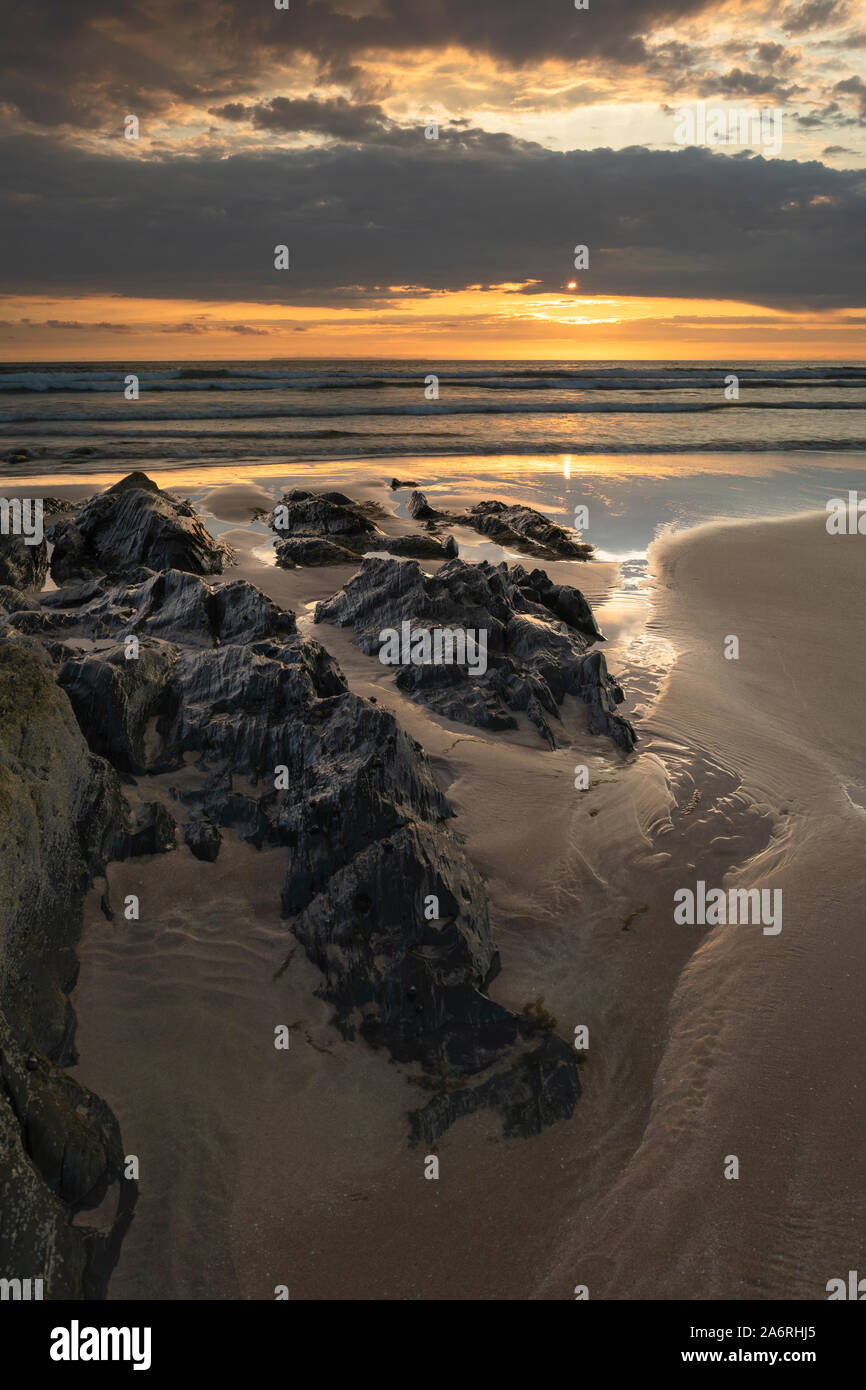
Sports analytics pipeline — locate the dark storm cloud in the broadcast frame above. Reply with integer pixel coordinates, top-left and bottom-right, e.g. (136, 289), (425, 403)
(208, 97), (537, 150)
(1, 136), (863, 310)
(0, 0), (724, 128)
(782, 0), (849, 34)
(210, 96), (396, 141)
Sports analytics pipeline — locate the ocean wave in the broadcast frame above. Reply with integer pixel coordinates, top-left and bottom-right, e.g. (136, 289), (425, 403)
(5, 441), (866, 477)
(2, 365), (866, 393)
(3, 399), (866, 423)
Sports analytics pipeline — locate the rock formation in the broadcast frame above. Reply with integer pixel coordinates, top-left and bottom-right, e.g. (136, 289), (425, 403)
(48, 472), (229, 584)
(1, 474), (582, 1165)
(0, 642), (138, 1298)
(315, 556), (637, 750)
(0, 533), (48, 591)
(407, 492), (593, 560)
(268, 489), (456, 564)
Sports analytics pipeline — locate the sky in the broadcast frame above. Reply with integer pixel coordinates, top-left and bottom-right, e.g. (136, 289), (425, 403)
(0, 0), (864, 360)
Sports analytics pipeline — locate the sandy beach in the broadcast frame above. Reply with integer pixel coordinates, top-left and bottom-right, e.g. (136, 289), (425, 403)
(3, 0), (866, 1332)
(59, 481), (864, 1301)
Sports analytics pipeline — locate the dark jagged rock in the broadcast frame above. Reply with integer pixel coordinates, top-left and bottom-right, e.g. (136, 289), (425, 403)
(463, 499), (592, 559)
(49, 471), (228, 583)
(24, 531), (580, 1141)
(269, 494), (379, 549)
(315, 556), (636, 751)
(117, 802), (177, 858)
(0, 585), (38, 614)
(408, 489), (439, 520)
(390, 477), (419, 489)
(105, 471), (160, 495)
(407, 491), (592, 559)
(184, 816), (222, 862)
(410, 1034), (581, 1147)
(379, 533), (454, 559)
(274, 536), (363, 568)
(0, 532), (48, 591)
(269, 488), (454, 564)
(0, 642), (136, 1298)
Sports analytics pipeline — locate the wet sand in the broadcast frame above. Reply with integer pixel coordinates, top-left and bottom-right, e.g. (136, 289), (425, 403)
(69, 488), (866, 1299)
(538, 510), (866, 1299)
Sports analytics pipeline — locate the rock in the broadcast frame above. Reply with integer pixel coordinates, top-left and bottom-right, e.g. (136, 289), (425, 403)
(269, 494), (378, 566)
(59, 643), (178, 775)
(317, 491), (356, 506)
(408, 494), (592, 560)
(465, 499), (592, 558)
(390, 478), (419, 489)
(106, 471), (161, 495)
(270, 489), (453, 565)
(0, 585), (39, 614)
(117, 802), (177, 858)
(380, 534), (453, 559)
(0, 533), (48, 591)
(50, 472), (227, 583)
(315, 556), (636, 750)
(43, 496), (75, 517)
(184, 816), (221, 862)
(274, 536), (363, 568)
(270, 494), (378, 545)
(410, 1034), (581, 1147)
(0, 641), (136, 1297)
(408, 490), (439, 520)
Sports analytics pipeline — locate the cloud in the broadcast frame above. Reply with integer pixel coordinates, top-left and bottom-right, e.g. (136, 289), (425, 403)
(693, 67), (802, 101)
(0, 135), (863, 311)
(44, 318), (132, 330)
(783, 0), (849, 34)
(755, 42), (788, 64)
(157, 321), (271, 334)
(17, 317), (270, 335)
(209, 95), (396, 142)
(834, 73), (866, 118)
(0, 0), (749, 130)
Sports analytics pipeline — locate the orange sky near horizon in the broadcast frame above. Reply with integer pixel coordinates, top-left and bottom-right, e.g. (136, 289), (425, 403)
(1, 290), (864, 361)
